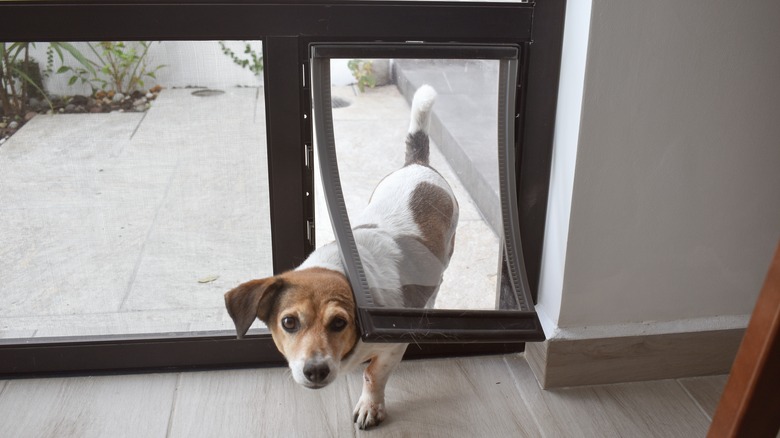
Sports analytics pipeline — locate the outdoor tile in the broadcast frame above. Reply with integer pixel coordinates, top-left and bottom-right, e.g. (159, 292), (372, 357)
(121, 228), (273, 312)
(0, 109), (180, 322)
(7, 307), (227, 338)
(437, 219), (500, 310)
(0, 329), (35, 339)
(120, 89), (272, 313)
(331, 85), (411, 121)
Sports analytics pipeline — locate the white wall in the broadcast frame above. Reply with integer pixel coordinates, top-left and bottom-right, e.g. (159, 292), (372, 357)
(535, 0), (593, 336)
(31, 41), (264, 96)
(539, 0), (780, 335)
(28, 41), (361, 96)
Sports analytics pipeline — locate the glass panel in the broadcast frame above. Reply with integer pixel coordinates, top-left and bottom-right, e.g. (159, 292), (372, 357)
(314, 57), (507, 311)
(0, 41), (271, 338)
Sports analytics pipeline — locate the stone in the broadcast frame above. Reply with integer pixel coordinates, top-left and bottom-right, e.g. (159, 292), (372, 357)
(28, 97), (41, 108)
(89, 106), (103, 113)
(95, 90), (106, 99)
(71, 95), (89, 105)
(24, 112), (37, 121)
(65, 104), (76, 112)
(145, 92), (154, 99)
(0, 122), (7, 129)
(8, 121), (19, 129)
(112, 93), (125, 103)
(133, 98), (147, 106)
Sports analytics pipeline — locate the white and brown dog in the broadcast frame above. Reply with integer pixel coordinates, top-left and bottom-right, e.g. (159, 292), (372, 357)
(224, 85), (458, 429)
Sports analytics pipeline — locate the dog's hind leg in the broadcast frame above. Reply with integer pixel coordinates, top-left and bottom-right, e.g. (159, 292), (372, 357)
(353, 343), (408, 429)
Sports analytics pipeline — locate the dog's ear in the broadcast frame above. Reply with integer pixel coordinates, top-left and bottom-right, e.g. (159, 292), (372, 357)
(224, 277), (285, 338)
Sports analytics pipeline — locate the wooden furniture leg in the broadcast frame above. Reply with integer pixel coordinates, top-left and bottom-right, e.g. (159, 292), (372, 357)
(708, 241), (780, 437)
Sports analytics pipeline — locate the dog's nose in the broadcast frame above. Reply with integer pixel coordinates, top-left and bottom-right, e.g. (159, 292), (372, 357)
(303, 361), (330, 384)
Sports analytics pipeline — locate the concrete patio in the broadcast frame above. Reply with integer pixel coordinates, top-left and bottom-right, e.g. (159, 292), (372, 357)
(0, 83), (500, 339)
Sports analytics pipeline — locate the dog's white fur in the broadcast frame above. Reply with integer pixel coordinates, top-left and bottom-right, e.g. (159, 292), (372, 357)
(225, 85), (458, 429)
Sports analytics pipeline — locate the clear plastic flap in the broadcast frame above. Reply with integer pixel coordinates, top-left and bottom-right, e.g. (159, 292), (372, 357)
(310, 44), (543, 343)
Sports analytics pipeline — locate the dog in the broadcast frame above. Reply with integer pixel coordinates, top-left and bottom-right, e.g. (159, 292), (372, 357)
(224, 85), (458, 429)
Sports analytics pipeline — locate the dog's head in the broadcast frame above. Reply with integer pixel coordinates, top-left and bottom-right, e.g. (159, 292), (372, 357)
(224, 268), (358, 389)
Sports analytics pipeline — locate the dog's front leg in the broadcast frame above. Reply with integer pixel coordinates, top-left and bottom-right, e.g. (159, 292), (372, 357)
(353, 343), (407, 429)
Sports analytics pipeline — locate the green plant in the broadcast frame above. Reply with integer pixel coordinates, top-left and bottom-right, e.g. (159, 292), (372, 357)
(59, 41), (164, 95)
(16, 59), (44, 99)
(347, 59), (376, 93)
(218, 41), (263, 76)
(1, 42), (91, 118)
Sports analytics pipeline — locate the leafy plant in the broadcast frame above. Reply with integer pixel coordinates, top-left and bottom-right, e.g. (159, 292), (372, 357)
(347, 59), (376, 93)
(59, 41), (164, 95)
(1, 42), (92, 118)
(218, 41), (263, 76)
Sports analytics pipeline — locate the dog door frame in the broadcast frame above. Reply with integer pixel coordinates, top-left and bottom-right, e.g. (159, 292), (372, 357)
(310, 43), (545, 343)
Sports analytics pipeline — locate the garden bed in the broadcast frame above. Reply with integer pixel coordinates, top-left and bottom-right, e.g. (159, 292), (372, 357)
(0, 85), (162, 145)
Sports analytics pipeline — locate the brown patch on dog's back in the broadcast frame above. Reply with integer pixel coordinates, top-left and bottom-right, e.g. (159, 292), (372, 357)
(409, 182), (455, 261)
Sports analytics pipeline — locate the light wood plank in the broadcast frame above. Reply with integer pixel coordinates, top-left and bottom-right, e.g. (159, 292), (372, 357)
(346, 355), (542, 437)
(507, 354), (711, 437)
(168, 368), (355, 438)
(679, 375), (728, 420)
(0, 373), (177, 438)
(0, 355), (734, 437)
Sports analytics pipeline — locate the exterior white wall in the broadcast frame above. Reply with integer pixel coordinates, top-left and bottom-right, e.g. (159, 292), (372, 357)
(30, 41), (265, 96)
(540, 0), (780, 334)
(28, 41), (358, 96)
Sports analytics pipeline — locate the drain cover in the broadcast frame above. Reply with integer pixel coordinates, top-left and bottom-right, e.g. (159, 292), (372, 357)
(332, 96), (351, 108)
(191, 89), (225, 97)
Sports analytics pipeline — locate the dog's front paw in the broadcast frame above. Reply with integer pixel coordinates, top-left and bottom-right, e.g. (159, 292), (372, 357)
(353, 397), (386, 429)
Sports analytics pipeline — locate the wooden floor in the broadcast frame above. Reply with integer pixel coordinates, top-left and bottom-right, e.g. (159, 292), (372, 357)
(0, 354), (725, 437)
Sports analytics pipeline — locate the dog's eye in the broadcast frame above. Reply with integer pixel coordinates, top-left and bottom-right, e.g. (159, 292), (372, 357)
(329, 317), (348, 332)
(281, 316), (299, 333)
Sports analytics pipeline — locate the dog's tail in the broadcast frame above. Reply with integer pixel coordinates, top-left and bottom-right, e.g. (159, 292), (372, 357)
(405, 85), (437, 166)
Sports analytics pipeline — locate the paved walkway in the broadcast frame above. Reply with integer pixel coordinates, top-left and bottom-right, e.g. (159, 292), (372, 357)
(0, 85), (497, 339)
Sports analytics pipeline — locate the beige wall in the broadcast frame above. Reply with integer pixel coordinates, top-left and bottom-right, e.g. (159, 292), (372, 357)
(540, 0), (780, 331)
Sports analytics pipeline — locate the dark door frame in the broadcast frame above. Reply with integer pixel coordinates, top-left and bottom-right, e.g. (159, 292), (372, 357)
(0, 0), (566, 378)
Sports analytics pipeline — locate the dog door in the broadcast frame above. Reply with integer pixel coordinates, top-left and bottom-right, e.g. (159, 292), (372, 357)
(310, 44), (544, 343)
